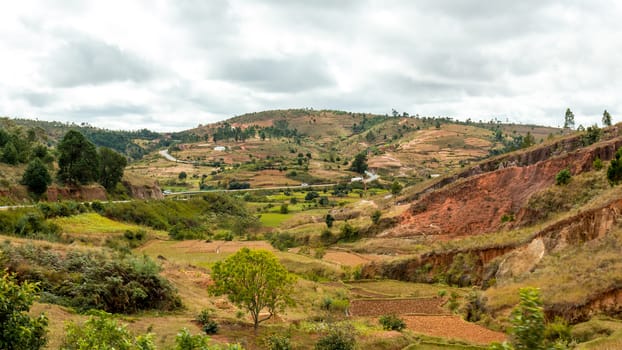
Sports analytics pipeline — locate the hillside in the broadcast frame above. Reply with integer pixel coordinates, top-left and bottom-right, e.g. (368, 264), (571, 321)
(128, 109), (561, 193)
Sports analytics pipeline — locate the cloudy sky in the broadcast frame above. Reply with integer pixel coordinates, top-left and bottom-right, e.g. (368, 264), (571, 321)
(0, 1), (621, 131)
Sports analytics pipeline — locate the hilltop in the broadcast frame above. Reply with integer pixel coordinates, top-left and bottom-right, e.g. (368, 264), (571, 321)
(127, 109), (561, 193)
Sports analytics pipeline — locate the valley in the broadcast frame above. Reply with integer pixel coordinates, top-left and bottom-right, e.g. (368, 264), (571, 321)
(2, 109), (622, 349)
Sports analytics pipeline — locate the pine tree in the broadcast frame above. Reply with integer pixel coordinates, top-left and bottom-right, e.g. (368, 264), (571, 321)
(563, 108), (575, 129)
(603, 110), (612, 127)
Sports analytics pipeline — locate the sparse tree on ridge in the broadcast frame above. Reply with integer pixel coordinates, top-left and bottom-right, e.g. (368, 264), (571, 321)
(563, 108), (575, 129)
(603, 110), (612, 127)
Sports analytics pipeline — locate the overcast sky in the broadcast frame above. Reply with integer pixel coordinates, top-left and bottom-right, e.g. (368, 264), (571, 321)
(1, 1), (621, 132)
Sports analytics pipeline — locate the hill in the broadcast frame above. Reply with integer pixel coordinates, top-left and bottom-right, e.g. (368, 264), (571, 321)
(128, 109), (561, 193)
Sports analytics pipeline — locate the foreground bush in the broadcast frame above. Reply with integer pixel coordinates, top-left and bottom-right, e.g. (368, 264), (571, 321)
(314, 324), (356, 350)
(61, 312), (155, 350)
(0, 270), (48, 350)
(0, 242), (181, 313)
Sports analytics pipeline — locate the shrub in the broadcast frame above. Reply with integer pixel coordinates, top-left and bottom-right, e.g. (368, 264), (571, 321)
(61, 311), (155, 350)
(379, 314), (406, 331)
(371, 210), (381, 224)
(593, 157), (603, 170)
(555, 169), (571, 186)
(280, 203), (289, 214)
(265, 334), (292, 350)
(0, 270), (48, 350)
(0, 242), (181, 313)
(314, 324), (356, 350)
(196, 309), (219, 335)
(339, 222), (359, 242)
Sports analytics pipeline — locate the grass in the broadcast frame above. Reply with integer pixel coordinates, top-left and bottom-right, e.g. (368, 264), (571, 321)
(484, 227), (622, 312)
(345, 280), (466, 298)
(259, 212), (296, 227)
(51, 213), (154, 235)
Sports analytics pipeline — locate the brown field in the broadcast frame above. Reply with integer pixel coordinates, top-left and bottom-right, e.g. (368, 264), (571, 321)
(402, 315), (507, 344)
(349, 298), (447, 316)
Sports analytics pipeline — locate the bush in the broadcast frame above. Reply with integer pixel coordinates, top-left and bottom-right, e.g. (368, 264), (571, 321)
(339, 222), (359, 242)
(0, 270), (48, 350)
(593, 157), (603, 170)
(555, 169), (571, 186)
(371, 210), (381, 224)
(314, 324), (356, 350)
(1, 242), (181, 314)
(196, 309), (219, 335)
(61, 311), (155, 350)
(265, 334), (292, 350)
(379, 314), (406, 331)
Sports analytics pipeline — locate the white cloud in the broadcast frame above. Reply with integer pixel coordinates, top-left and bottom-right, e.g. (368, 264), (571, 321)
(0, 0), (620, 131)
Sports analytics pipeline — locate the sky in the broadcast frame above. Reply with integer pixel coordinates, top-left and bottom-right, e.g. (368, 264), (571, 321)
(0, 1), (621, 132)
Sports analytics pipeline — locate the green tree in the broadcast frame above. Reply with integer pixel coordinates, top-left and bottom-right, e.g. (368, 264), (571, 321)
(61, 311), (155, 350)
(1, 141), (18, 165)
(57, 130), (99, 185)
(279, 203), (289, 214)
(390, 180), (403, 195)
(607, 147), (622, 185)
(349, 152), (368, 174)
(208, 248), (296, 331)
(179, 171), (188, 181)
(603, 109), (612, 126)
(563, 108), (575, 129)
(0, 270), (48, 350)
(21, 158), (52, 197)
(98, 147), (127, 191)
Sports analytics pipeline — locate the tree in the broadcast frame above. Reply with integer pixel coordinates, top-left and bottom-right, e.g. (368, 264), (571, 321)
(1, 141), (18, 165)
(208, 248), (296, 331)
(98, 147), (127, 191)
(349, 152), (368, 175)
(178, 171), (188, 181)
(21, 158), (52, 197)
(57, 130), (99, 185)
(314, 324), (356, 350)
(0, 270), (48, 350)
(563, 108), (575, 129)
(390, 180), (403, 195)
(607, 147), (622, 185)
(603, 109), (612, 127)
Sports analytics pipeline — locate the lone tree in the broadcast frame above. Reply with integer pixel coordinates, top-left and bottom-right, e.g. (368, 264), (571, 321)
(563, 108), (575, 129)
(21, 158), (52, 197)
(57, 130), (99, 185)
(208, 248), (296, 331)
(603, 109), (612, 127)
(390, 180), (403, 195)
(349, 152), (368, 175)
(98, 147), (127, 191)
(0, 270), (48, 350)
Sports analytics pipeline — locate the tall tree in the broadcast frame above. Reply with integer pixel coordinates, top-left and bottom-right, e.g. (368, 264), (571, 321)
(57, 130), (99, 185)
(563, 108), (575, 129)
(98, 147), (127, 191)
(21, 158), (52, 197)
(208, 248), (296, 331)
(603, 109), (612, 127)
(349, 152), (368, 175)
